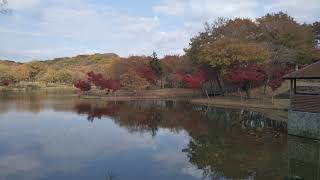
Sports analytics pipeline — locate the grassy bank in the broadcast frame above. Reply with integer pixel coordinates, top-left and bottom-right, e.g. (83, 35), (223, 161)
(0, 82), (74, 92)
(191, 97), (289, 111)
(190, 97), (289, 122)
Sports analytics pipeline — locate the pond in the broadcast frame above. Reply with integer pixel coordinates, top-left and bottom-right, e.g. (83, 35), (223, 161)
(0, 91), (318, 180)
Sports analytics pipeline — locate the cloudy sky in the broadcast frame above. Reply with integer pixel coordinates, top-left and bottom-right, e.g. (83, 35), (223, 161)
(0, 0), (319, 62)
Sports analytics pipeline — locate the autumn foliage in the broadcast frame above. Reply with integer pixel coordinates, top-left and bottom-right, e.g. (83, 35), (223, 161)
(184, 71), (208, 90)
(136, 68), (156, 84)
(74, 80), (91, 92)
(74, 71), (120, 93)
(87, 71), (120, 92)
(224, 64), (266, 98)
(265, 64), (291, 91)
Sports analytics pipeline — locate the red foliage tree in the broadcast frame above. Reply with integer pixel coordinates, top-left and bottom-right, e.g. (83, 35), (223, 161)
(184, 71), (208, 90)
(136, 68), (157, 84)
(96, 79), (111, 90)
(87, 71), (103, 87)
(74, 80), (91, 92)
(1, 80), (10, 86)
(175, 70), (187, 81)
(264, 64), (291, 103)
(87, 71), (120, 92)
(224, 64), (266, 98)
(265, 64), (290, 91)
(108, 79), (121, 92)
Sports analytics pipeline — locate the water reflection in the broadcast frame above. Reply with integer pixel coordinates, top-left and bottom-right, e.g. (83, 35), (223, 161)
(70, 100), (290, 179)
(0, 92), (318, 179)
(74, 103), (120, 122)
(72, 101), (287, 138)
(287, 136), (320, 180)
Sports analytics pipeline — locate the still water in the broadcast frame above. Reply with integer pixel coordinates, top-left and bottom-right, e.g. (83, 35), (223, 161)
(0, 91), (318, 180)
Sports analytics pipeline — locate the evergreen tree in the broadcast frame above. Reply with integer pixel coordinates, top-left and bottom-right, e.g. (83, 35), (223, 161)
(149, 52), (162, 78)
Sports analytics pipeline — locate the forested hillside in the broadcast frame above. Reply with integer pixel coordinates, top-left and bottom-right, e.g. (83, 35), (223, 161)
(0, 53), (121, 85)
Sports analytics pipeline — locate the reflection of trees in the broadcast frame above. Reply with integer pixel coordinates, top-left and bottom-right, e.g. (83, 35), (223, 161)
(0, 90), (78, 114)
(184, 106), (288, 179)
(116, 101), (163, 136)
(73, 101), (287, 138)
(184, 134), (288, 179)
(73, 100), (289, 179)
(0, 92), (48, 113)
(74, 102), (120, 122)
(73, 101), (208, 137)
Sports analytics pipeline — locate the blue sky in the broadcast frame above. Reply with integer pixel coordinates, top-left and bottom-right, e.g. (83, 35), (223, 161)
(0, 0), (319, 62)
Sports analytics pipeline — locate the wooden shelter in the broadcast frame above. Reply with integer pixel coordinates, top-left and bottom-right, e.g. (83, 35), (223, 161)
(284, 61), (320, 139)
(284, 61), (320, 113)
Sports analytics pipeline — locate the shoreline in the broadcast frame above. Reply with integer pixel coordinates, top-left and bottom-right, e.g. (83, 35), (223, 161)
(1, 86), (289, 121)
(190, 97), (289, 111)
(80, 94), (289, 122)
(79, 88), (199, 101)
(190, 97), (289, 122)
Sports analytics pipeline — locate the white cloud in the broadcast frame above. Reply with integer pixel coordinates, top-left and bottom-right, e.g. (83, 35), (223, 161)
(2, 0), (192, 61)
(181, 166), (204, 179)
(155, 0), (320, 23)
(1, 0), (319, 61)
(0, 3), (167, 60)
(264, 0), (320, 23)
(154, 0), (259, 20)
(7, 0), (40, 10)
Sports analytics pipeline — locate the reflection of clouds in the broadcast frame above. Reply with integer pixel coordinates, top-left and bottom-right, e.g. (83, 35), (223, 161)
(0, 99), (208, 179)
(42, 120), (157, 159)
(0, 155), (41, 178)
(0, 110), (160, 178)
(152, 129), (207, 179)
(0, 155), (39, 172)
(153, 151), (186, 166)
(181, 166), (204, 179)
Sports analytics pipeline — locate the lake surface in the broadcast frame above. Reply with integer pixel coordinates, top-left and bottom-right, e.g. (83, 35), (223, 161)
(0, 91), (319, 180)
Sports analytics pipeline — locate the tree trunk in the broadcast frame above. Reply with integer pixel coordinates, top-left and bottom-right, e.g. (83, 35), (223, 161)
(210, 80), (214, 93)
(216, 74), (224, 95)
(245, 88), (251, 99)
(204, 88), (210, 99)
(238, 88), (243, 102)
(160, 77), (164, 89)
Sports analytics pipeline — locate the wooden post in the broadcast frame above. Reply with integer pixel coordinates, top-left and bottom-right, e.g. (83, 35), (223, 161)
(294, 79), (297, 94)
(290, 79), (293, 109)
(290, 80), (293, 98)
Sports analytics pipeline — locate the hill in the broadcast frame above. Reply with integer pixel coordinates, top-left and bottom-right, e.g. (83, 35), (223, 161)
(0, 53), (121, 85)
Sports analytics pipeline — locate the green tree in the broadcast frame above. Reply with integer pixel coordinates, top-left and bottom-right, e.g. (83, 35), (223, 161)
(28, 62), (47, 81)
(149, 52), (162, 78)
(312, 22), (320, 48)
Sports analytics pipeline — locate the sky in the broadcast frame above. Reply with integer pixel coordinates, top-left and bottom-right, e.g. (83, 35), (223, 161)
(0, 0), (319, 62)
